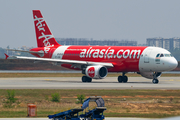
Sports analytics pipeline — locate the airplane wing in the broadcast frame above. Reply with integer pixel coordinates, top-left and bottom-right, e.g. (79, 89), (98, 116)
(6, 49), (113, 68)
(14, 56), (114, 68)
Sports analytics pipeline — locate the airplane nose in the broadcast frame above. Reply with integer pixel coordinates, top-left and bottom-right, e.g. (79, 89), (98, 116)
(168, 58), (178, 70)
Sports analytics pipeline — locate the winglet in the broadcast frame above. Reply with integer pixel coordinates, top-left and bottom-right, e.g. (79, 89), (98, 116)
(4, 53), (9, 59)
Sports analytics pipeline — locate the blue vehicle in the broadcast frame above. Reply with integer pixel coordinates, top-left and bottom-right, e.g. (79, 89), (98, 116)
(48, 96), (106, 120)
(80, 96), (106, 120)
(48, 108), (83, 120)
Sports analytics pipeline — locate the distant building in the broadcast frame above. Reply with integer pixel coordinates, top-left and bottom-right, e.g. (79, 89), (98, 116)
(21, 46), (31, 51)
(138, 43), (147, 46)
(56, 38), (137, 46)
(147, 37), (180, 50)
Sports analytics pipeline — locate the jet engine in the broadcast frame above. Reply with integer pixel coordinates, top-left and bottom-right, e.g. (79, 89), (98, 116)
(138, 72), (162, 79)
(85, 66), (108, 79)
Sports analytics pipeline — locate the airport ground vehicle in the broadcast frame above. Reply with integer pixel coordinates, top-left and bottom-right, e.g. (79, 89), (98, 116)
(48, 96), (106, 120)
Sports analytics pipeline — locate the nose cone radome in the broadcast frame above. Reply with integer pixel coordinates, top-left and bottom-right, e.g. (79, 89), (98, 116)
(168, 57), (178, 70)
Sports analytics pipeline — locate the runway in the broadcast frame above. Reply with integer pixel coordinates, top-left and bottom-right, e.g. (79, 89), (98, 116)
(0, 77), (180, 89)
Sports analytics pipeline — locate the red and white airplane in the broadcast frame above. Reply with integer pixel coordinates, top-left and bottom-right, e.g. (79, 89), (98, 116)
(7, 10), (178, 84)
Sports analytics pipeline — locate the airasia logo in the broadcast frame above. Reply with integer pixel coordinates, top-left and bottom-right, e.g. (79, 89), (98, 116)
(87, 67), (95, 78)
(34, 15), (54, 47)
(79, 47), (141, 59)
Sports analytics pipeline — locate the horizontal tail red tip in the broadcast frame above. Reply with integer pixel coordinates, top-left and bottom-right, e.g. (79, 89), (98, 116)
(4, 53), (9, 59)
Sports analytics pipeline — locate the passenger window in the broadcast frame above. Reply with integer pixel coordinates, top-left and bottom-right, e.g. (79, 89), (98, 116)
(160, 54), (164, 57)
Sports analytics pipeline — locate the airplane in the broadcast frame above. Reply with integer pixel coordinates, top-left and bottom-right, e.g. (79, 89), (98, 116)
(6, 10), (178, 84)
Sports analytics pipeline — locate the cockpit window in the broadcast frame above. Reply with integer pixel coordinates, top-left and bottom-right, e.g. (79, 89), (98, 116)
(159, 54), (173, 57)
(156, 54), (160, 57)
(165, 54), (170, 57)
(156, 53), (173, 58)
(160, 54), (164, 57)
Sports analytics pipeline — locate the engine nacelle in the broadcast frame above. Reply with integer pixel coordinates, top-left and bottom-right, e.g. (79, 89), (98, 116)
(138, 72), (162, 79)
(85, 66), (108, 79)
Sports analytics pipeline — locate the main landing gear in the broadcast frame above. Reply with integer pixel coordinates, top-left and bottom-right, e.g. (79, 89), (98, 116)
(118, 72), (128, 83)
(82, 76), (92, 82)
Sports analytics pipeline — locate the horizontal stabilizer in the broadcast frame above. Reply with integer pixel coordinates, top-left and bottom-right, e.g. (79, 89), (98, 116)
(6, 49), (44, 54)
(4, 53), (9, 59)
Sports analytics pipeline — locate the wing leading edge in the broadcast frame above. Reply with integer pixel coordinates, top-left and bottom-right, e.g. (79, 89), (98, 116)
(15, 56), (114, 68)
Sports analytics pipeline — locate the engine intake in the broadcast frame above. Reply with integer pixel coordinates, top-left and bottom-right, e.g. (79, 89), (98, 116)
(85, 66), (108, 79)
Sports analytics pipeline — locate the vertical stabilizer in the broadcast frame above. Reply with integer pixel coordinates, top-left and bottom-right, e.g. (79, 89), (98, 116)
(32, 10), (60, 47)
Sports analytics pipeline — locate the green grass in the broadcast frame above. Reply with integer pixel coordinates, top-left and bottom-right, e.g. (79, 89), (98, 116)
(0, 111), (27, 118)
(1, 73), (180, 78)
(0, 89), (180, 118)
(104, 112), (176, 118)
(0, 89), (180, 98)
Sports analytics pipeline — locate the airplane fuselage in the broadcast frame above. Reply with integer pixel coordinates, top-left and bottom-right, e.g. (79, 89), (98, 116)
(30, 45), (177, 73)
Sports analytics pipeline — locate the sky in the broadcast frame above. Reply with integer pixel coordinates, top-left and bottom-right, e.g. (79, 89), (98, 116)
(1, 0), (180, 48)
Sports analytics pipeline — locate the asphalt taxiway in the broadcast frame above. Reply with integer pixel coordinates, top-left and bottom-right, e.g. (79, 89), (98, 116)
(0, 77), (180, 89)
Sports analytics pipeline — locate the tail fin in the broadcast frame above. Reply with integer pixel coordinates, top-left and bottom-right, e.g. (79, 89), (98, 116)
(32, 10), (60, 47)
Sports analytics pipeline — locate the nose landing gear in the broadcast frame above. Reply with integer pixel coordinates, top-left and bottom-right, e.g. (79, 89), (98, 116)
(152, 78), (159, 84)
(152, 72), (160, 84)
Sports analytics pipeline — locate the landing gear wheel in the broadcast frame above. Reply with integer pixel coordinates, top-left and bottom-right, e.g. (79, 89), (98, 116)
(82, 76), (87, 82)
(87, 77), (92, 82)
(118, 76), (123, 83)
(152, 79), (159, 84)
(123, 76), (128, 83)
(118, 75), (128, 83)
(82, 76), (92, 82)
